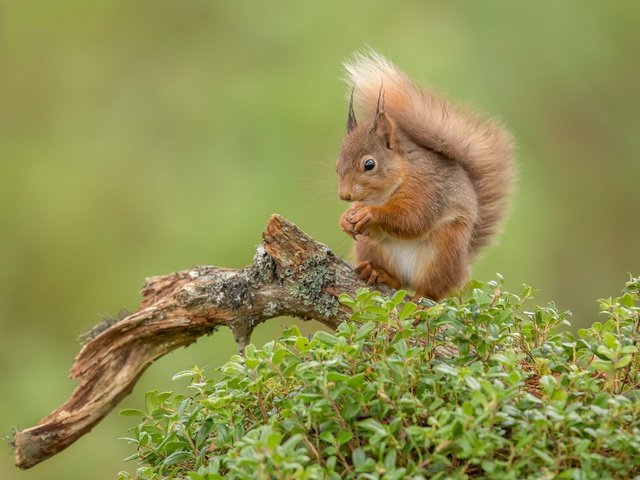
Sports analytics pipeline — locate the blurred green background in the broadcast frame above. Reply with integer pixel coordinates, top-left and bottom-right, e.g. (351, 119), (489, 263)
(1, 1), (639, 478)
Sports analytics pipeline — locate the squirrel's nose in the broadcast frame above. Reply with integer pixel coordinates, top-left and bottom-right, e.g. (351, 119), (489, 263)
(339, 191), (352, 201)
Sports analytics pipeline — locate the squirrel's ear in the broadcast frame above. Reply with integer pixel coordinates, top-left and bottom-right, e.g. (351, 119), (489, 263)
(346, 88), (358, 133)
(372, 110), (394, 149)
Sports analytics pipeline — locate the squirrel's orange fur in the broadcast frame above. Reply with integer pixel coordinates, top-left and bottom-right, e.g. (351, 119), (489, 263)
(337, 51), (515, 300)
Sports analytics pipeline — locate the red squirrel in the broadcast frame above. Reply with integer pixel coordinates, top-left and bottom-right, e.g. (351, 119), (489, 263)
(337, 52), (515, 300)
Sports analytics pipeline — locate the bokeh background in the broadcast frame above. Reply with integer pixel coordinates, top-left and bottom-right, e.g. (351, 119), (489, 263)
(1, 1), (639, 478)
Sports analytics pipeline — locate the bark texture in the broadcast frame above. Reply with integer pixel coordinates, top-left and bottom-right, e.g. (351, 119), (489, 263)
(13, 215), (394, 469)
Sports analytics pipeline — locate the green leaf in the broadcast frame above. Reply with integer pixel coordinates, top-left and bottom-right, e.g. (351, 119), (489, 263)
(482, 460), (496, 474)
(120, 408), (147, 417)
(283, 325), (302, 338)
(539, 375), (556, 395)
(390, 290), (408, 306)
(354, 321), (376, 341)
(533, 448), (554, 466)
(434, 363), (458, 376)
(461, 402), (474, 416)
(452, 419), (463, 436)
(267, 431), (282, 450)
(244, 343), (256, 359)
(352, 448), (366, 468)
(195, 418), (214, 449)
(186, 473), (206, 480)
(163, 450), (193, 466)
(326, 371), (351, 383)
(272, 347), (287, 365)
(295, 336), (310, 352)
(614, 355), (633, 369)
(365, 306), (390, 317)
(145, 391), (160, 414)
(348, 373), (366, 387)
(336, 430), (353, 446)
(603, 332), (618, 350)
(398, 302), (418, 320)
(342, 400), (361, 420)
(384, 449), (397, 470)
(592, 360), (613, 372)
(245, 357), (259, 369)
(338, 293), (356, 307)
(358, 418), (387, 437)
(464, 376), (481, 391)
(620, 345), (638, 355)
(172, 370), (197, 381)
(315, 331), (339, 346)
(619, 292), (635, 307)
(577, 328), (591, 339)
(596, 344), (615, 360)
(320, 431), (335, 444)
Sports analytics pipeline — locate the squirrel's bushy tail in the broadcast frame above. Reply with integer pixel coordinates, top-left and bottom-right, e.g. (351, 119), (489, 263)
(345, 51), (515, 253)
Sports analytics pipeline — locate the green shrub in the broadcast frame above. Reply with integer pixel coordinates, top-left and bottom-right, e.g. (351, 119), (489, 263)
(118, 276), (640, 479)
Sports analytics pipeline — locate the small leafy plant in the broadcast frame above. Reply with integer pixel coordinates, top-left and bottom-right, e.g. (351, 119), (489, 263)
(118, 276), (640, 479)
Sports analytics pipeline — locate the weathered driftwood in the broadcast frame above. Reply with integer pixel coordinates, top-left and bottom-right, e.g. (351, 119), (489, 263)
(14, 214), (392, 470)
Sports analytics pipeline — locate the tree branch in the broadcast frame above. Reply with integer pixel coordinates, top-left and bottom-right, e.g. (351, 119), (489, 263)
(13, 214), (390, 469)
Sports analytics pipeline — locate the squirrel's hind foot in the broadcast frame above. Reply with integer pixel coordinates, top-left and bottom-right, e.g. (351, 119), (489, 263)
(355, 261), (401, 290)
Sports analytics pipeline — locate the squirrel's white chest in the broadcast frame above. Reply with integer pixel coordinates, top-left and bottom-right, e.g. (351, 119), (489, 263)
(383, 238), (436, 288)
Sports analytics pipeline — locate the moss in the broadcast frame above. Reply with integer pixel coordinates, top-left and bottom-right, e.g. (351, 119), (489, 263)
(289, 256), (339, 317)
(228, 317), (256, 351)
(78, 309), (130, 345)
(4, 427), (17, 450)
(262, 300), (280, 317)
(207, 274), (252, 309)
(248, 245), (277, 285)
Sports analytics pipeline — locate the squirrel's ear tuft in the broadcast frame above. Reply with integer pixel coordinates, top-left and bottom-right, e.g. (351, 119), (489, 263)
(346, 88), (358, 133)
(371, 84), (394, 149)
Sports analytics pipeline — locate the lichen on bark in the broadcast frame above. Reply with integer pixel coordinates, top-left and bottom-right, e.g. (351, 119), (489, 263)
(289, 255), (340, 317)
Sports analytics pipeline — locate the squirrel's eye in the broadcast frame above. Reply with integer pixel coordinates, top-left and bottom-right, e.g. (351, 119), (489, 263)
(363, 158), (376, 171)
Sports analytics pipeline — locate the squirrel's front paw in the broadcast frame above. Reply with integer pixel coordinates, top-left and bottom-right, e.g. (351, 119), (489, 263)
(347, 205), (373, 234)
(339, 209), (358, 239)
(340, 206), (373, 239)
